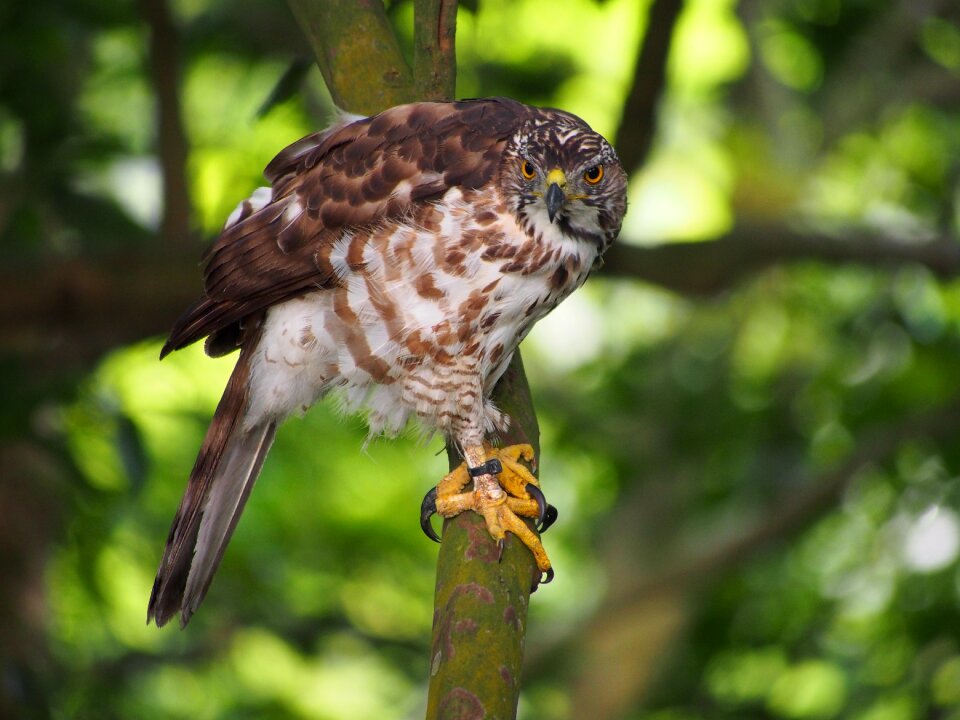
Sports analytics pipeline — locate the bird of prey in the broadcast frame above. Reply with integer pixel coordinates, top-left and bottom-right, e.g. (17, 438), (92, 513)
(148, 97), (628, 628)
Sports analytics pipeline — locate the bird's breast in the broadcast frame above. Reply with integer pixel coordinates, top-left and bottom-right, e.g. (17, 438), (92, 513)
(244, 184), (597, 437)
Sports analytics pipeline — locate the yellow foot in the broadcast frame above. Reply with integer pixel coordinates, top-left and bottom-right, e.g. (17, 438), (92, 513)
(420, 443), (557, 587)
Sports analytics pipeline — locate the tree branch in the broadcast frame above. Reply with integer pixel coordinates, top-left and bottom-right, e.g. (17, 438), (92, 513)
(613, 0), (685, 172)
(617, 403), (960, 607)
(406, 1), (543, 714)
(5, 227), (960, 370)
(286, 0), (414, 115)
(284, 3), (539, 716)
(555, 400), (960, 718)
(602, 225), (960, 295)
(413, 0), (459, 102)
(139, 0), (195, 250)
(427, 355), (540, 719)
(0, 252), (198, 373)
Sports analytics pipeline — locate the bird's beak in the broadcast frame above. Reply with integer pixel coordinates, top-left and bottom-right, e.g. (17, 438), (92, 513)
(545, 168), (567, 223)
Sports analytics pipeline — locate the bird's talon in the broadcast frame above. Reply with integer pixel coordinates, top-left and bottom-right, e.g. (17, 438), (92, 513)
(419, 487), (440, 543)
(530, 567), (554, 593)
(423, 444), (556, 585)
(541, 504), (559, 533)
(525, 483), (547, 529)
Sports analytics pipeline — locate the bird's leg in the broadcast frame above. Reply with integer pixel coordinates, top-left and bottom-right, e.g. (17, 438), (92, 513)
(420, 442), (556, 586)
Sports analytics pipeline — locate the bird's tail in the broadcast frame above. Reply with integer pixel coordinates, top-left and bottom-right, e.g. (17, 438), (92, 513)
(147, 348), (276, 628)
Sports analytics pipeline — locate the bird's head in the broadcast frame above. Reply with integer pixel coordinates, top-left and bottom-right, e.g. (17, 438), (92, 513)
(502, 111), (628, 250)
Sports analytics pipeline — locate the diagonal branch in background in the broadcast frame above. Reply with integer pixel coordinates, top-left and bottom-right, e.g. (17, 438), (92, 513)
(616, 401), (960, 607)
(614, 0), (685, 173)
(556, 400), (960, 719)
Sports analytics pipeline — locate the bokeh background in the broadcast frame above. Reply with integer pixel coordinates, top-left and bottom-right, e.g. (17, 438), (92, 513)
(3, 0), (960, 718)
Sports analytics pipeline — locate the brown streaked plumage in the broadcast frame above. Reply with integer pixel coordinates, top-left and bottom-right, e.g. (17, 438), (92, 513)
(149, 97), (627, 628)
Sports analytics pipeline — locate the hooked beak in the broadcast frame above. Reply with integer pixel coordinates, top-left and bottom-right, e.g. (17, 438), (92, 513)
(544, 168), (567, 223)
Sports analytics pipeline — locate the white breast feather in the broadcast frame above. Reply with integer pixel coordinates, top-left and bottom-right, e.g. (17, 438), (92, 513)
(245, 185), (599, 440)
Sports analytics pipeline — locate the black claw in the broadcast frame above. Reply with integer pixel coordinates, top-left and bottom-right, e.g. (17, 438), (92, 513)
(530, 567), (555, 593)
(525, 484), (558, 533)
(541, 504), (559, 533)
(525, 483), (547, 529)
(419, 487), (441, 543)
(497, 537), (505, 561)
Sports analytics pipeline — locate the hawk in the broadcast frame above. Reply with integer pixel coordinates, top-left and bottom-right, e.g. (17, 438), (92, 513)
(148, 97), (628, 628)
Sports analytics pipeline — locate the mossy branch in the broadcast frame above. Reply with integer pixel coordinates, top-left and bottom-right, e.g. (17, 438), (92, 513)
(428, 355), (540, 719)
(287, 0), (414, 114)
(413, 0), (458, 101)
(286, 2), (539, 717)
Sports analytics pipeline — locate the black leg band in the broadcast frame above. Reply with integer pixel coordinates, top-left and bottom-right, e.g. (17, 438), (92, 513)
(468, 458), (503, 478)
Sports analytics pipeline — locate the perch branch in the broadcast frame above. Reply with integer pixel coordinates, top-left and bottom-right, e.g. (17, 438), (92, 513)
(427, 355), (540, 719)
(286, 2), (539, 716)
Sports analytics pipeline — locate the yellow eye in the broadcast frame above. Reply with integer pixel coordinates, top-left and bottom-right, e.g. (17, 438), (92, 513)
(520, 160), (537, 180)
(584, 164), (604, 184)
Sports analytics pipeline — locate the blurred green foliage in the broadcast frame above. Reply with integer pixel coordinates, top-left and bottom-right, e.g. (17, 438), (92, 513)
(3, 0), (960, 718)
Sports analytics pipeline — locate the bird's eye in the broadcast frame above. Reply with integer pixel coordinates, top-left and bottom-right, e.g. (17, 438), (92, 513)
(520, 160), (537, 180)
(584, 164), (604, 184)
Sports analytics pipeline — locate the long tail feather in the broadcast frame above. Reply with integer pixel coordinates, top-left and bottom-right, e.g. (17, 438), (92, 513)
(180, 419), (275, 624)
(147, 346), (275, 628)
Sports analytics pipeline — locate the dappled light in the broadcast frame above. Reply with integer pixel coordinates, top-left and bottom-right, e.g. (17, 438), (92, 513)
(3, 0), (960, 718)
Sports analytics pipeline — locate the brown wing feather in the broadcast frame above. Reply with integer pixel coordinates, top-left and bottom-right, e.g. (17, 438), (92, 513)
(163, 97), (532, 357)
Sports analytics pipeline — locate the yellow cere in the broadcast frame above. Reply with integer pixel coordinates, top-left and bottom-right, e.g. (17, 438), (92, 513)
(546, 168), (567, 187)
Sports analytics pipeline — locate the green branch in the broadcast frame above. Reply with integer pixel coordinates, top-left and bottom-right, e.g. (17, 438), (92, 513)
(288, 3), (539, 716)
(413, 0), (458, 101)
(428, 355), (540, 719)
(287, 0), (413, 114)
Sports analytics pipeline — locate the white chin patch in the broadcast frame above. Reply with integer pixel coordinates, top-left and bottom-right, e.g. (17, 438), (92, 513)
(525, 201), (555, 233)
(564, 201), (601, 234)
